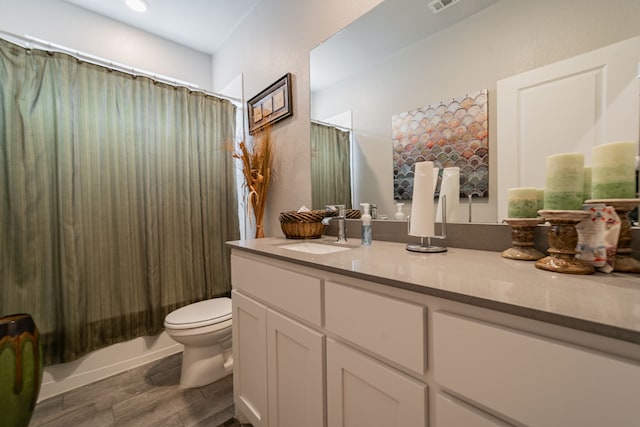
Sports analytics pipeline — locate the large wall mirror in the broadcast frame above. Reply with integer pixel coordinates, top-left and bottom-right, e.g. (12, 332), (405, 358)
(310, 0), (640, 224)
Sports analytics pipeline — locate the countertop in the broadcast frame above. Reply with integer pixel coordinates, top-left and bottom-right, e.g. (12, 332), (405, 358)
(227, 237), (640, 344)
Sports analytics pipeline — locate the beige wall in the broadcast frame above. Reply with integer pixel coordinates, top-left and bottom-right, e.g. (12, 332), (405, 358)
(212, 0), (383, 236)
(312, 0), (640, 223)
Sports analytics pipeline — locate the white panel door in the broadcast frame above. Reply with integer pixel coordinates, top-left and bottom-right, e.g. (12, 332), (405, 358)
(266, 309), (325, 427)
(326, 338), (427, 427)
(232, 291), (268, 427)
(497, 35), (640, 220)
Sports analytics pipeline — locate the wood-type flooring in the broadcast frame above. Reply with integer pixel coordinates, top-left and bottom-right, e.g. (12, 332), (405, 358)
(30, 353), (250, 427)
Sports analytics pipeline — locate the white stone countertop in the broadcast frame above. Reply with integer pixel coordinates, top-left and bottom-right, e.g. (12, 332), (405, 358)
(227, 237), (640, 344)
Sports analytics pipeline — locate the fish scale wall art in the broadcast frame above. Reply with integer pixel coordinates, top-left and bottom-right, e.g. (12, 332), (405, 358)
(392, 89), (489, 199)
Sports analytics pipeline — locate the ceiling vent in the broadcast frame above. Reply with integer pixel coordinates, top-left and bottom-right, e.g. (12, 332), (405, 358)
(427, 0), (462, 14)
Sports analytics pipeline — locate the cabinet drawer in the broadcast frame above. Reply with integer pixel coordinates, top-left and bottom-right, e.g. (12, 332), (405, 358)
(325, 281), (426, 374)
(231, 253), (322, 326)
(433, 311), (640, 427)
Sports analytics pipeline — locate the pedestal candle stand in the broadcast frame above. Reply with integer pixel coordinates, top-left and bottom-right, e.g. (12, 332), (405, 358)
(501, 218), (544, 261)
(586, 198), (640, 273)
(535, 210), (594, 275)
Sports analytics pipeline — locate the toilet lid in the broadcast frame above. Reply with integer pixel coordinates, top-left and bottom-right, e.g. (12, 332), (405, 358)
(165, 297), (232, 329)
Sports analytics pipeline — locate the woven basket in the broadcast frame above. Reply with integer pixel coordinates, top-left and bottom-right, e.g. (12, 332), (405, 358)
(279, 210), (328, 239)
(324, 209), (362, 219)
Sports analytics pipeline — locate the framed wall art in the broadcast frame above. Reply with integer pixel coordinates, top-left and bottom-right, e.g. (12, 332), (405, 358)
(392, 89), (489, 200)
(247, 73), (293, 134)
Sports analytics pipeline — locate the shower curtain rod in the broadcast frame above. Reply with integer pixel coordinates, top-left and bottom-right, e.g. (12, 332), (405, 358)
(311, 119), (352, 132)
(0, 30), (241, 104)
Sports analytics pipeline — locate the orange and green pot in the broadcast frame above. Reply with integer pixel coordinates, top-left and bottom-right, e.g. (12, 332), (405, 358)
(0, 313), (43, 427)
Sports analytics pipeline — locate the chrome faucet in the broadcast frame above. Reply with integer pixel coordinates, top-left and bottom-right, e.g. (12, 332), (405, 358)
(323, 204), (347, 243)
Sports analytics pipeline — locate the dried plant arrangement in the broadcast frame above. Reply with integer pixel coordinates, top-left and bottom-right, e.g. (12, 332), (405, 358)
(233, 125), (274, 238)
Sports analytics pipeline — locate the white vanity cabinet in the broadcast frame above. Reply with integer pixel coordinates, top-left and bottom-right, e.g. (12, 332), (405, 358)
(231, 254), (325, 427)
(231, 251), (430, 427)
(229, 245), (640, 427)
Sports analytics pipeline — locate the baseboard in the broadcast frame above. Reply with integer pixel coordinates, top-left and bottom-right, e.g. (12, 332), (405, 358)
(38, 332), (183, 402)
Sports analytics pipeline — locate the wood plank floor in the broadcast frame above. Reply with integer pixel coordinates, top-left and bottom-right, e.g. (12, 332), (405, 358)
(31, 353), (251, 427)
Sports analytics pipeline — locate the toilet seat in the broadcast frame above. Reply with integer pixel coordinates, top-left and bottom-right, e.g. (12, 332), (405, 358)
(164, 297), (231, 330)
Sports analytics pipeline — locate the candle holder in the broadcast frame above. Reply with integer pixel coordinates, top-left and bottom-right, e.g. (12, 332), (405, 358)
(535, 210), (594, 274)
(501, 218), (545, 261)
(586, 198), (640, 273)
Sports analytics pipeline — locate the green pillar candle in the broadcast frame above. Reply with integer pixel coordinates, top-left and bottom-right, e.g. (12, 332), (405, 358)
(583, 166), (592, 202)
(536, 189), (544, 211)
(592, 141), (637, 199)
(508, 187), (538, 218)
(544, 153), (584, 210)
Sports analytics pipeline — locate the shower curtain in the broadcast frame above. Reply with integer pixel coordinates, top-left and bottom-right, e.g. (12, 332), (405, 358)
(310, 122), (352, 210)
(0, 39), (239, 365)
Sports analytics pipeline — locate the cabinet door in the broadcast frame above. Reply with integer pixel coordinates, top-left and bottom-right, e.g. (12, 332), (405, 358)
(232, 291), (268, 427)
(326, 338), (427, 427)
(266, 309), (325, 427)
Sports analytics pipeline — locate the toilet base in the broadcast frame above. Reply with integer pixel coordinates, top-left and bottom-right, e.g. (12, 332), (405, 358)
(180, 344), (233, 388)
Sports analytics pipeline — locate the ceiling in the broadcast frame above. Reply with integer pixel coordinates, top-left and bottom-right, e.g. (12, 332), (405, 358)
(62, 0), (262, 55)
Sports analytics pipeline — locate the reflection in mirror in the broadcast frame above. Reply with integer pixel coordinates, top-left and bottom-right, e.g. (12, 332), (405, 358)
(310, 120), (352, 210)
(496, 36), (640, 221)
(310, 0), (640, 223)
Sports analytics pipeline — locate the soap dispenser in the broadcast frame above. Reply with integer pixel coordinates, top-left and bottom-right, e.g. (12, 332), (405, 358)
(360, 203), (372, 246)
(395, 202), (406, 220)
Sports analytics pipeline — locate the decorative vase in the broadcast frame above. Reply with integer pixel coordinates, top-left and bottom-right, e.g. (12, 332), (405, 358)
(0, 313), (44, 427)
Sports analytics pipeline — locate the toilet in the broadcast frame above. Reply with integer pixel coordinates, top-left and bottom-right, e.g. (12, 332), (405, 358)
(164, 297), (233, 388)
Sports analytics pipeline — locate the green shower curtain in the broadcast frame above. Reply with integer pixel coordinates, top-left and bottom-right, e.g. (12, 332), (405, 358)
(0, 39), (239, 365)
(310, 122), (352, 210)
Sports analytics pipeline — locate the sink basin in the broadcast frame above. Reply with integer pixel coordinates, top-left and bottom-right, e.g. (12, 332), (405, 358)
(279, 242), (352, 255)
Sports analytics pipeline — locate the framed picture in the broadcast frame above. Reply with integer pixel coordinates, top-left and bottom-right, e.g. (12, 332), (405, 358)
(247, 73), (293, 134)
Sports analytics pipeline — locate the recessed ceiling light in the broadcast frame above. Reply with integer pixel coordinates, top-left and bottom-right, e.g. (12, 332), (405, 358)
(126, 0), (149, 13)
